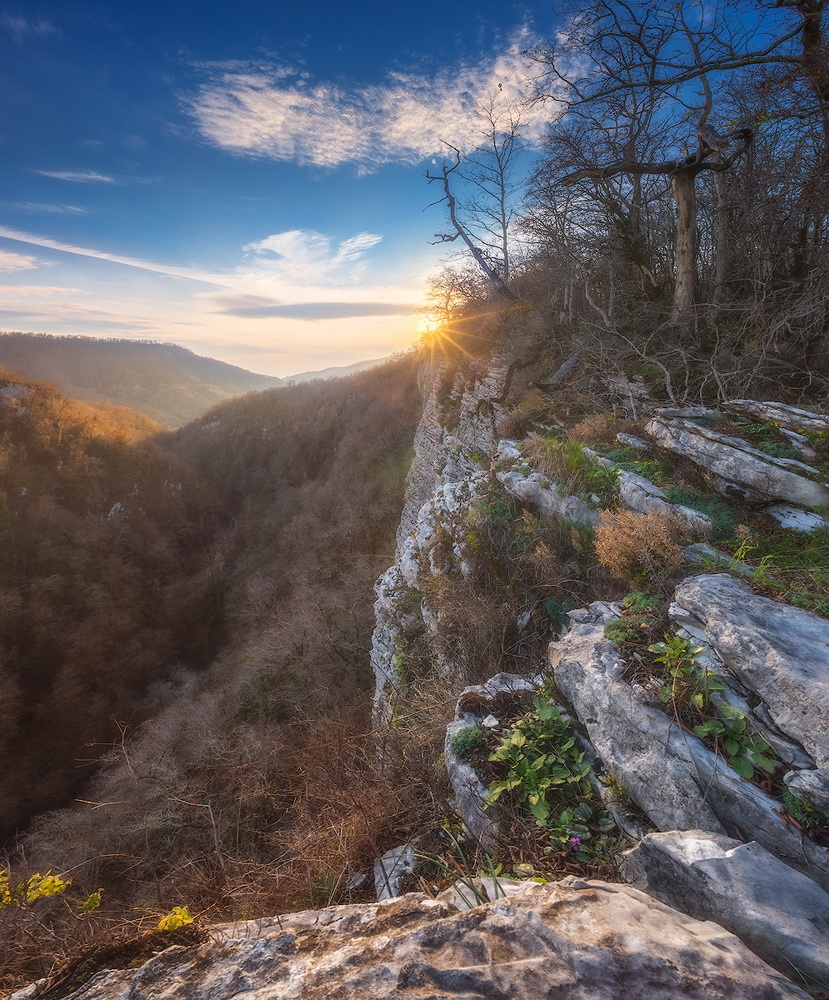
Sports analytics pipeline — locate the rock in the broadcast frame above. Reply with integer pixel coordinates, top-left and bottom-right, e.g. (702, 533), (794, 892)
(497, 467), (601, 528)
(617, 469), (713, 535)
(374, 845), (417, 901)
(548, 606), (829, 891)
(655, 405), (726, 419)
(683, 543), (754, 576)
(615, 432), (651, 451)
(672, 575), (829, 784)
(765, 502), (829, 532)
(623, 830), (829, 991)
(24, 882), (810, 1000)
(646, 414), (829, 508)
(723, 399), (829, 435)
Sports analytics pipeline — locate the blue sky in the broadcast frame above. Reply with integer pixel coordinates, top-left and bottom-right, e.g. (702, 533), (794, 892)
(0, 1), (556, 376)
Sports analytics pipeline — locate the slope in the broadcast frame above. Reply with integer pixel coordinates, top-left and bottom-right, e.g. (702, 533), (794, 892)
(0, 333), (283, 428)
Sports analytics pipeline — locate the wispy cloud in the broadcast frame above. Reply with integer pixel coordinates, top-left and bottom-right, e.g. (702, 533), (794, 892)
(0, 226), (217, 283)
(12, 202), (87, 214)
(0, 14), (57, 44)
(0, 225), (389, 299)
(0, 248), (39, 272)
(35, 170), (117, 183)
(186, 29), (554, 170)
(241, 231), (382, 285)
(213, 294), (420, 320)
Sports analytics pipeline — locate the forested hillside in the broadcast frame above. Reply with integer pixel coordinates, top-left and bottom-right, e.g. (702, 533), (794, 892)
(1, 354), (421, 989)
(0, 369), (224, 838)
(0, 334), (282, 428)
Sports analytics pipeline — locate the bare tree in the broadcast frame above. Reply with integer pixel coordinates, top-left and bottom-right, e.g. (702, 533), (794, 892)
(534, 0), (828, 321)
(426, 93), (526, 302)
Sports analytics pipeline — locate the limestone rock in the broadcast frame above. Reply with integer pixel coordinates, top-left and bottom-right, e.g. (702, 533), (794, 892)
(615, 431), (651, 451)
(723, 399), (829, 435)
(623, 831), (829, 991)
(548, 606), (829, 891)
(646, 414), (829, 508)
(617, 469), (713, 535)
(374, 845), (417, 901)
(765, 502), (829, 532)
(672, 574), (829, 780)
(497, 467), (600, 528)
(24, 882), (810, 1000)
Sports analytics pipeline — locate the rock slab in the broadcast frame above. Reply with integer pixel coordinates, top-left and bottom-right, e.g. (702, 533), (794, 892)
(19, 881), (810, 1000)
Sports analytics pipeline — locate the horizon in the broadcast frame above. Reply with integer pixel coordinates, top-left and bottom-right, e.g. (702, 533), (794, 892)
(0, 1), (558, 378)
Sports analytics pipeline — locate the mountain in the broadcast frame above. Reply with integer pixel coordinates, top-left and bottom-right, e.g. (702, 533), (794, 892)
(0, 333), (283, 428)
(284, 356), (387, 383)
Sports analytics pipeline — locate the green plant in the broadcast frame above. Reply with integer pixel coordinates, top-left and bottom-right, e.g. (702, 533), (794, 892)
(0, 870), (71, 908)
(487, 698), (590, 826)
(450, 725), (485, 759)
(486, 697), (619, 859)
(780, 789), (829, 840)
(648, 634), (722, 712)
(157, 905), (194, 931)
(693, 704), (776, 780)
(662, 486), (738, 541)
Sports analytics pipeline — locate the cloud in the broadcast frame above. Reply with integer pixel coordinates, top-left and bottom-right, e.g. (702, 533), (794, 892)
(0, 249), (39, 272)
(1, 14), (57, 43)
(186, 29), (555, 170)
(35, 170), (117, 183)
(213, 294), (421, 320)
(241, 230), (382, 285)
(0, 226), (219, 284)
(12, 202), (87, 214)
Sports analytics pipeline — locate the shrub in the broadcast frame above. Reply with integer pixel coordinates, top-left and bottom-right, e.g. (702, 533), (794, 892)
(594, 509), (685, 584)
(567, 414), (631, 446)
(450, 726), (485, 758)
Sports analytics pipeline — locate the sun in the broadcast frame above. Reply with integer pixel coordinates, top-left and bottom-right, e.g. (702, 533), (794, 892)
(416, 313), (443, 337)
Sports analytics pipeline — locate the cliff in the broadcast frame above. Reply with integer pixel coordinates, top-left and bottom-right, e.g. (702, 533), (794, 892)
(10, 346), (829, 998)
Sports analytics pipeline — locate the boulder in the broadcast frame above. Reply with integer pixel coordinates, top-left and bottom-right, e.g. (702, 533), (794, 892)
(723, 399), (829, 435)
(765, 503), (829, 532)
(21, 881), (810, 1000)
(646, 415), (829, 508)
(497, 468), (600, 528)
(623, 830), (829, 991)
(548, 604), (829, 891)
(672, 575), (829, 782)
(617, 469), (713, 535)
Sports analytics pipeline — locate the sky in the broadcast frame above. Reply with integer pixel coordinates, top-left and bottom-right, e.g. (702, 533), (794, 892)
(0, 1), (558, 377)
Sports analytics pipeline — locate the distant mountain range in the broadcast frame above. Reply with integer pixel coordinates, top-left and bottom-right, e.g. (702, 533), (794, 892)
(0, 333), (385, 427)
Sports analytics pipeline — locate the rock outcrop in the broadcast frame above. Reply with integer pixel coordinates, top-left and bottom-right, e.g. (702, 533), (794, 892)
(18, 882), (810, 1000)
(646, 413), (829, 507)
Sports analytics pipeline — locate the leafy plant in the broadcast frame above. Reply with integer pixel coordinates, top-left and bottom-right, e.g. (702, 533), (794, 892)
(693, 704), (776, 780)
(648, 634), (722, 712)
(0, 870), (71, 908)
(487, 697), (591, 827)
(486, 697), (619, 860)
(157, 905), (194, 931)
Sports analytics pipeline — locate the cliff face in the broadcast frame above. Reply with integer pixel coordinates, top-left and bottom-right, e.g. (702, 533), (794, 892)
(368, 351), (829, 993)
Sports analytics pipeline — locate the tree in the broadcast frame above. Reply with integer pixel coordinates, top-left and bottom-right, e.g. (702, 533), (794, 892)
(533, 0), (828, 321)
(426, 93), (525, 302)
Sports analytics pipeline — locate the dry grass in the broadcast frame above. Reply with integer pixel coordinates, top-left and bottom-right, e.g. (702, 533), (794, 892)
(595, 508), (686, 585)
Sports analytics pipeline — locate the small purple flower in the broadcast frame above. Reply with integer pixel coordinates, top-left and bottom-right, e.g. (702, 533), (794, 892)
(569, 837), (581, 851)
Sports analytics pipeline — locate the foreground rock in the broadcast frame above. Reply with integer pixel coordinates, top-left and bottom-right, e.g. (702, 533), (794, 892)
(18, 881), (809, 1000)
(673, 573), (829, 810)
(646, 413), (829, 507)
(548, 597), (829, 891)
(623, 831), (829, 991)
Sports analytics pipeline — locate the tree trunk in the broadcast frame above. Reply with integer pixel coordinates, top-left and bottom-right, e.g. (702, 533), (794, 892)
(671, 169), (698, 322)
